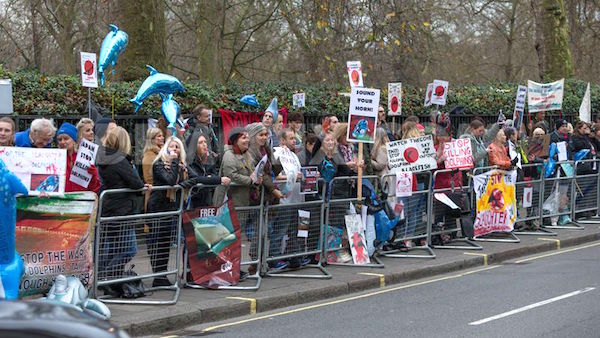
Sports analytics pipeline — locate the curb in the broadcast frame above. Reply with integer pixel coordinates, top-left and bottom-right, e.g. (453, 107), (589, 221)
(123, 232), (600, 337)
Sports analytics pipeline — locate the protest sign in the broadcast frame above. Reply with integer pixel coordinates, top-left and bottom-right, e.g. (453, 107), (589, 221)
(182, 199), (241, 288)
(424, 83), (434, 107)
(388, 82), (402, 116)
(274, 146), (302, 194)
(69, 139), (98, 188)
(252, 154), (268, 183)
(386, 135), (437, 173)
(431, 79), (448, 105)
(443, 138), (473, 169)
(300, 166), (319, 194)
(293, 93), (306, 108)
(512, 85), (527, 130)
(523, 187), (533, 208)
(395, 172), (413, 197)
(347, 87), (380, 143)
(297, 210), (310, 238)
(473, 170), (517, 237)
(579, 83), (591, 123)
(80, 52), (98, 88)
(527, 79), (564, 112)
(344, 214), (370, 264)
(17, 192), (96, 296)
(0, 79), (13, 115)
(346, 61), (364, 87)
(0, 146), (66, 195)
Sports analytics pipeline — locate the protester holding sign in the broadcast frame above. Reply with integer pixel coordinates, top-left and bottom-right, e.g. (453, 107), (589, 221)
(310, 132), (354, 199)
(0, 117), (15, 146)
(76, 118), (95, 143)
(57, 122), (101, 193)
(570, 121), (597, 174)
(247, 122), (284, 204)
(460, 119), (500, 168)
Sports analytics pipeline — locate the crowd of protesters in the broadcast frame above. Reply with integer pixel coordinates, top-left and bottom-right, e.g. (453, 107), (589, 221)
(3, 103), (599, 286)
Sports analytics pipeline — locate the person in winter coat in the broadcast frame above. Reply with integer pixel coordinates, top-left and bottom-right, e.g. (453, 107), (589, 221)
(487, 128), (513, 170)
(56, 122), (101, 193)
(96, 126), (146, 285)
(246, 122), (284, 204)
(370, 128), (390, 178)
(460, 119), (500, 168)
(141, 128), (165, 185)
(147, 136), (188, 287)
(570, 121), (597, 174)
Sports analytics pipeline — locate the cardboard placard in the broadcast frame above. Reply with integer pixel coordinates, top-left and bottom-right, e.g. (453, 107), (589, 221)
(0, 147), (67, 195)
(388, 82), (402, 116)
(69, 139), (99, 188)
(386, 135), (437, 173)
(346, 61), (364, 88)
(346, 87), (380, 143)
(80, 52), (98, 88)
(424, 83), (434, 107)
(473, 170), (517, 236)
(431, 79), (449, 106)
(293, 93), (306, 108)
(443, 138), (474, 169)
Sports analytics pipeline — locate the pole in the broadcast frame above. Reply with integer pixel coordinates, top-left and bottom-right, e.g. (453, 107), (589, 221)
(88, 87), (91, 119)
(357, 142), (363, 201)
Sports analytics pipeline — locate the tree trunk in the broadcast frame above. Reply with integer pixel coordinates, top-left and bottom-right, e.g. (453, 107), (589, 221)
(117, 0), (168, 81)
(195, 1), (224, 83)
(541, 0), (574, 80)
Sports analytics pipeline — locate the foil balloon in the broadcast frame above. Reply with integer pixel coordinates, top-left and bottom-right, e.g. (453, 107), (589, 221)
(160, 94), (181, 137)
(130, 65), (185, 112)
(40, 275), (111, 319)
(544, 143), (558, 178)
(0, 158), (28, 300)
(98, 24), (129, 87)
(240, 94), (260, 107)
(574, 149), (590, 162)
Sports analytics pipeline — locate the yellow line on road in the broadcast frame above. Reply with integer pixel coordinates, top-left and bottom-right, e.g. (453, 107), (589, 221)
(226, 297), (257, 315)
(537, 237), (561, 249)
(358, 272), (386, 287)
(464, 252), (488, 266)
(203, 265), (500, 333)
(515, 241), (600, 263)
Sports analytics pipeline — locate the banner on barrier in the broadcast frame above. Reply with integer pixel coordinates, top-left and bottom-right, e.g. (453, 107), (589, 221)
(387, 135), (437, 173)
(0, 146), (67, 195)
(443, 138), (473, 169)
(473, 170), (517, 236)
(182, 199), (241, 288)
(16, 192), (97, 296)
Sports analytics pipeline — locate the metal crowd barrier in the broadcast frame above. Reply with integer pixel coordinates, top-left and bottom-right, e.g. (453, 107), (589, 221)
(431, 168), (483, 248)
(512, 163), (557, 236)
(324, 175), (385, 268)
(93, 185), (184, 305)
(182, 183), (263, 291)
(571, 159), (600, 226)
(542, 160), (582, 230)
(264, 179), (331, 279)
(378, 171), (436, 259)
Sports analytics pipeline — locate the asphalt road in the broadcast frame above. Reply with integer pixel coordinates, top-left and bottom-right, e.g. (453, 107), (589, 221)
(158, 242), (600, 338)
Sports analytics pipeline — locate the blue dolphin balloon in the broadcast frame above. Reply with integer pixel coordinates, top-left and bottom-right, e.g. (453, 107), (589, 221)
(0, 158), (28, 299)
(160, 94), (181, 137)
(130, 65), (185, 112)
(98, 24), (129, 87)
(544, 143), (558, 178)
(240, 94), (260, 107)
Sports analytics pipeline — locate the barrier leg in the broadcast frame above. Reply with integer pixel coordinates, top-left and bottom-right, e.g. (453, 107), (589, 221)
(473, 231), (520, 243)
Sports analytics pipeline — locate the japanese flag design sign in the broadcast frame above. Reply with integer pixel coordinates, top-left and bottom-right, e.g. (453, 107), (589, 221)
(388, 82), (402, 116)
(386, 135), (437, 173)
(80, 52), (98, 88)
(347, 61), (364, 88)
(424, 83), (434, 107)
(431, 79), (448, 106)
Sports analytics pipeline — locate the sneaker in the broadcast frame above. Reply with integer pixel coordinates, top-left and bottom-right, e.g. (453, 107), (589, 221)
(271, 260), (290, 271)
(337, 250), (353, 263)
(239, 271), (249, 282)
(300, 257), (311, 266)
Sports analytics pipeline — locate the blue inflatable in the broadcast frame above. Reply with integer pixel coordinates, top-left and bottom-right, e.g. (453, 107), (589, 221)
(130, 65), (185, 112)
(160, 94), (181, 137)
(98, 24), (128, 87)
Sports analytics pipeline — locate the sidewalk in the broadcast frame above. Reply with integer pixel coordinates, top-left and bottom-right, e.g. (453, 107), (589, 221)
(108, 225), (600, 337)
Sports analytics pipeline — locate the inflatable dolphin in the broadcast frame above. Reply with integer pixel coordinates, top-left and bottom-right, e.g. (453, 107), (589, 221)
(98, 24), (128, 87)
(40, 275), (111, 319)
(130, 65), (185, 112)
(160, 94), (181, 137)
(0, 158), (28, 300)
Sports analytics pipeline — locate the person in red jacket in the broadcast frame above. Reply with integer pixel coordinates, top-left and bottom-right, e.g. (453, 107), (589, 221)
(56, 122), (101, 193)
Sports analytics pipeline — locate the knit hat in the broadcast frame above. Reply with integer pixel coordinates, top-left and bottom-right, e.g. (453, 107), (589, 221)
(246, 122), (266, 140)
(57, 122), (78, 141)
(555, 118), (568, 130)
(228, 127), (245, 145)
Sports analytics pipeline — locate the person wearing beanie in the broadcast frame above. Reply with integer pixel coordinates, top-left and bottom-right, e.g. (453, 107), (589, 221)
(551, 118), (570, 144)
(57, 122), (101, 193)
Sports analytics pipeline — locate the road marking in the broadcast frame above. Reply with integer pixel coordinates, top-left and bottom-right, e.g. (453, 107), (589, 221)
(202, 265), (499, 332)
(464, 252), (488, 266)
(226, 297), (257, 315)
(359, 272), (386, 287)
(538, 237), (561, 249)
(515, 241), (600, 263)
(469, 287), (595, 326)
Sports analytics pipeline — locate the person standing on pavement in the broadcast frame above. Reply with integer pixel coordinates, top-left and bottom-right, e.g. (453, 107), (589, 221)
(185, 104), (219, 166)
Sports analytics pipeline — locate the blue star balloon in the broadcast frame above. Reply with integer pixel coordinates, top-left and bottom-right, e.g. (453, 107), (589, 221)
(98, 24), (128, 87)
(130, 65), (185, 112)
(0, 158), (28, 299)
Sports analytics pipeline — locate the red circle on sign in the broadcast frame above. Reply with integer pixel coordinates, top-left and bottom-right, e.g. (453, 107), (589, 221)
(84, 60), (94, 75)
(351, 70), (360, 85)
(390, 96), (399, 112)
(434, 85), (445, 97)
(404, 147), (419, 163)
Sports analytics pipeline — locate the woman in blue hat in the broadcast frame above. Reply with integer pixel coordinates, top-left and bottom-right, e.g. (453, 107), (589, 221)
(56, 122), (101, 193)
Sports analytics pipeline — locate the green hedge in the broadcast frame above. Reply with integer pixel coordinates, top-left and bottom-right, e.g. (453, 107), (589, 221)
(1, 65), (597, 118)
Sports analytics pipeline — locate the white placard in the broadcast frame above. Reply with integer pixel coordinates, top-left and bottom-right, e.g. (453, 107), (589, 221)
(523, 187), (533, 208)
(0, 79), (13, 115)
(443, 138), (474, 169)
(513, 85), (528, 131)
(80, 52), (98, 88)
(293, 93), (306, 108)
(386, 135), (438, 173)
(557, 141), (568, 162)
(579, 83), (591, 123)
(431, 79), (449, 106)
(347, 87), (380, 143)
(252, 154), (268, 183)
(0, 147), (66, 195)
(273, 146), (301, 193)
(527, 79), (564, 112)
(434, 193), (460, 210)
(424, 83), (434, 107)
(344, 214), (370, 264)
(69, 139), (99, 188)
(298, 210), (310, 238)
(395, 172), (413, 197)
(388, 82), (402, 116)
(346, 61), (364, 88)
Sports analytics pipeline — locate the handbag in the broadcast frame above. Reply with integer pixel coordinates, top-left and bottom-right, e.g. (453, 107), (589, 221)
(119, 265), (146, 299)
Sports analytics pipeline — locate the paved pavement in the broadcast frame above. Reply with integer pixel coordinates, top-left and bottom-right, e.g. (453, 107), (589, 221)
(107, 224), (600, 337)
(166, 242), (600, 338)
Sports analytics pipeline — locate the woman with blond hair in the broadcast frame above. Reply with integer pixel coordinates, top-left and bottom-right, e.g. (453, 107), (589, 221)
(371, 127), (390, 177)
(141, 128), (165, 184)
(76, 118), (95, 143)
